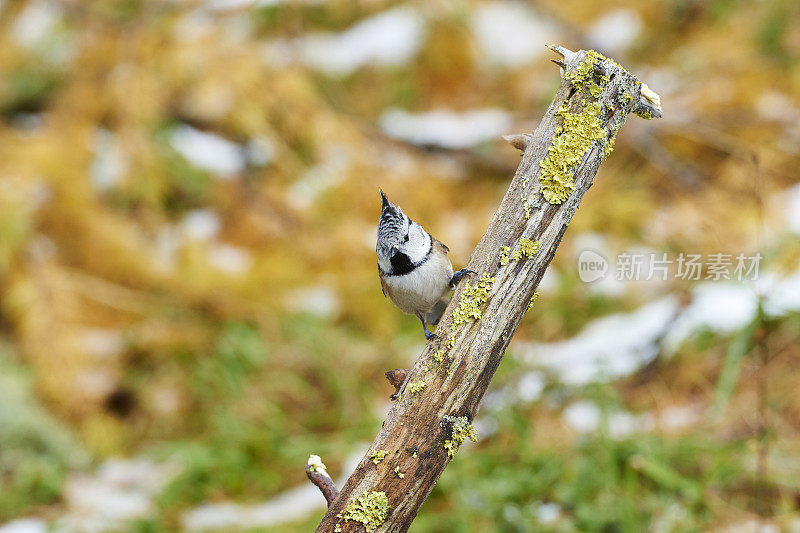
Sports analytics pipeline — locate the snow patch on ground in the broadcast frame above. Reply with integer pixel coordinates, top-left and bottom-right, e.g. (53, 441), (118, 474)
(79, 328), (124, 359)
(204, 0), (322, 11)
(379, 108), (512, 150)
(245, 137), (275, 167)
(761, 269), (800, 317)
(563, 401), (701, 438)
(586, 9), (642, 55)
(663, 283), (757, 352)
(471, 2), (558, 67)
(781, 183), (800, 234)
(169, 125), (245, 176)
(517, 297), (680, 386)
(182, 449), (365, 531)
(90, 129), (128, 190)
(265, 7), (425, 75)
(181, 209), (222, 241)
(205, 0), (285, 10)
(12, 0), (60, 49)
(285, 285), (341, 318)
(51, 459), (180, 532)
(514, 265), (800, 393)
(537, 502), (562, 524)
(0, 520), (46, 533)
(207, 243), (252, 275)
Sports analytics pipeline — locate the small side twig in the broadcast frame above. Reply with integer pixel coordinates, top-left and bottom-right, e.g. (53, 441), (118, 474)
(385, 368), (409, 399)
(502, 133), (532, 152)
(305, 455), (339, 507)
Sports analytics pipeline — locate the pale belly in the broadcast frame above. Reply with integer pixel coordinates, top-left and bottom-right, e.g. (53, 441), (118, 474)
(384, 254), (453, 316)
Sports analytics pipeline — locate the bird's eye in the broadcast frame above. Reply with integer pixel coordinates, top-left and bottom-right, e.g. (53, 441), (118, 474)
(403, 234), (409, 243)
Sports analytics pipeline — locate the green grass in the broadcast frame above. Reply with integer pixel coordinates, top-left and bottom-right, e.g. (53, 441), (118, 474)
(0, 348), (89, 521)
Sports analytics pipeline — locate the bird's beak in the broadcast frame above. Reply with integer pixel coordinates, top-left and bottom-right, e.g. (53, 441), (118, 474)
(379, 188), (392, 214)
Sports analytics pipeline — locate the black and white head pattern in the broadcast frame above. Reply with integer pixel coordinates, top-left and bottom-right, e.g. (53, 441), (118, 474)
(376, 190), (432, 276)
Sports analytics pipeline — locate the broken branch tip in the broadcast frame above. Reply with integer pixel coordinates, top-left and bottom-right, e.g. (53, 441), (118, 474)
(305, 455), (339, 507)
(503, 133), (531, 152)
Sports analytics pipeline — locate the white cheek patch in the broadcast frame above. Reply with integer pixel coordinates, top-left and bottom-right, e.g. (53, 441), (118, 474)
(404, 223), (431, 264)
(377, 253), (392, 274)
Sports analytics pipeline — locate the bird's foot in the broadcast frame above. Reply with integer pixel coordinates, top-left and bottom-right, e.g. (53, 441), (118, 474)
(449, 268), (477, 288)
(418, 313), (439, 341)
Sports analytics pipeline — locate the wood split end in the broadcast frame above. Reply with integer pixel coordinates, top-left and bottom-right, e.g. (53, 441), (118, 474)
(633, 82), (663, 119)
(546, 43), (578, 64)
(633, 98), (663, 119)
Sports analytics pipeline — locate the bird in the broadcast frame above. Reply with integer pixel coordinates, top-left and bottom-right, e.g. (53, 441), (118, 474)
(376, 189), (474, 340)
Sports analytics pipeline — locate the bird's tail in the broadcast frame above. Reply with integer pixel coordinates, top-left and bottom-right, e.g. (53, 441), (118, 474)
(424, 298), (449, 326)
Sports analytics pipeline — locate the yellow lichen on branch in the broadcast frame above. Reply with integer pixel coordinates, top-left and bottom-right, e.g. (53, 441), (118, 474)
(370, 450), (388, 464)
(341, 491), (390, 532)
(539, 101), (605, 204)
(512, 238), (539, 260)
(408, 381), (426, 394)
(451, 272), (495, 326)
(443, 415), (478, 460)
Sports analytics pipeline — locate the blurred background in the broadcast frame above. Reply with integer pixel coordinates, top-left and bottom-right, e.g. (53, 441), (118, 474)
(0, 0), (799, 531)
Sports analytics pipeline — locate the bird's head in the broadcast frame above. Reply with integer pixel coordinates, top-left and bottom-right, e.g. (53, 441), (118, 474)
(376, 189), (431, 275)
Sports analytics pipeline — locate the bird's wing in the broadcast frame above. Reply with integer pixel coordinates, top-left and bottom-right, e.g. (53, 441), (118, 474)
(433, 237), (449, 254)
(379, 272), (388, 298)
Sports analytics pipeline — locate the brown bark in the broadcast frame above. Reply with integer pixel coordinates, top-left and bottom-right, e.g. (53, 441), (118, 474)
(384, 368), (409, 399)
(312, 45), (662, 532)
(306, 462), (340, 508)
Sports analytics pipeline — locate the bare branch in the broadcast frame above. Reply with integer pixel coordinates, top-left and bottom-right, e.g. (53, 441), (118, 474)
(313, 45), (662, 533)
(305, 455), (339, 507)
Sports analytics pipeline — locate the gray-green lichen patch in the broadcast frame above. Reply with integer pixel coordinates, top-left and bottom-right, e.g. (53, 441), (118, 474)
(527, 290), (540, 311)
(342, 491), (390, 532)
(443, 415), (478, 460)
(499, 245), (511, 266)
(370, 450), (388, 464)
(408, 381), (426, 394)
(565, 50), (616, 98)
(539, 101), (605, 204)
(511, 238), (539, 260)
(451, 272), (494, 326)
(541, 48), (642, 204)
(603, 128), (619, 159)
